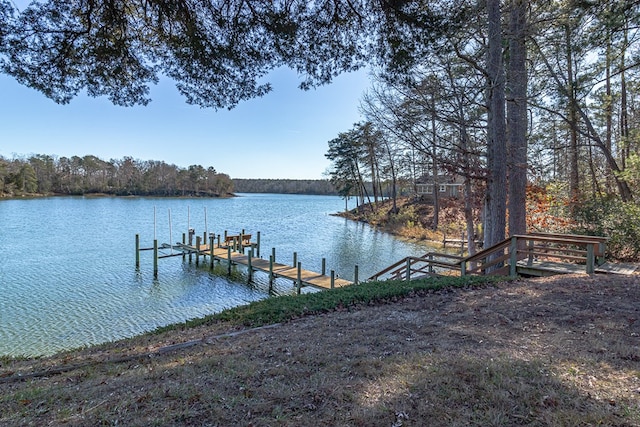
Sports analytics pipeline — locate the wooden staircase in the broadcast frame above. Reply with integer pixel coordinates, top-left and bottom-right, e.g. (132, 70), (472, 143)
(367, 233), (628, 282)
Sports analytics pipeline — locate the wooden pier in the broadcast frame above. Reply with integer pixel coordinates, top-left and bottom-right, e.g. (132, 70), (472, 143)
(136, 230), (354, 293)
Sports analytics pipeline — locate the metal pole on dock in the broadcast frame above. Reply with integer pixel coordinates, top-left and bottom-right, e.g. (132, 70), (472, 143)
(135, 234), (140, 268)
(204, 207), (208, 238)
(168, 209), (173, 255)
(153, 239), (158, 278)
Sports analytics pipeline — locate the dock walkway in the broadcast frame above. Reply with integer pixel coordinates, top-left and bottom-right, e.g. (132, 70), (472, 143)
(168, 243), (353, 291)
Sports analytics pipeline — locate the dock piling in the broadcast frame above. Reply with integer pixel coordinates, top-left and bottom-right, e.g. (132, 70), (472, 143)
(209, 234), (215, 269)
(322, 258), (326, 275)
(135, 234), (140, 268)
(269, 255), (274, 286)
(153, 239), (158, 278)
(195, 236), (201, 266)
(248, 248), (253, 282)
(354, 265), (359, 284)
(296, 262), (302, 294)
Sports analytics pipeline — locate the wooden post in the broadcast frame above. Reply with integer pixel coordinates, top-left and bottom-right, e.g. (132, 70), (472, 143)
(321, 258), (326, 275)
(209, 234), (215, 269)
(135, 234), (140, 268)
(460, 258), (466, 276)
(195, 236), (201, 266)
(509, 236), (518, 277)
(354, 265), (359, 284)
(239, 231), (244, 253)
(153, 239), (158, 278)
(527, 239), (535, 266)
(293, 252), (297, 268)
(586, 243), (595, 274)
(182, 233), (186, 261)
(597, 242), (606, 266)
(296, 262), (302, 295)
(272, 247), (276, 263)
(247, 248), (253, 283)
(405, 258), (411, 281)
(217, 234), (221, 248)
(428, 253), (433, 274)
(269, 255), (274, 287)
(227, 245), (232, 275)
(256, 231), (261, 258)
(331, 270), (335, 289)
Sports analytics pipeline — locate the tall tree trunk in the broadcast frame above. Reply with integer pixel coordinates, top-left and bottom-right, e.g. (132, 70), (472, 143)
(620, 18), (630, 167)
(507, 0), (528, 236)
(605, 25), (613, 188)
(431, 93), (439, 230)
(565, 23), (580, 205)
(485, 0), (507, 248)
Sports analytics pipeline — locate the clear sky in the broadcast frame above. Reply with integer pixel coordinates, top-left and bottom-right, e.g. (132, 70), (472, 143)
(0, 67), (370, 180)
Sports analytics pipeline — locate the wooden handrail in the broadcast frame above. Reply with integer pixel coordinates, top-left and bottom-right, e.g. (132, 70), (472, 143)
(369, 232), (608, 282)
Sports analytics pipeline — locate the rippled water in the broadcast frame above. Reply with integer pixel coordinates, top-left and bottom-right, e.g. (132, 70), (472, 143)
(0, 194), (432, 357)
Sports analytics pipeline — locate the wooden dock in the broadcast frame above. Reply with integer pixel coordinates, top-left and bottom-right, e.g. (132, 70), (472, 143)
(173, 243), (353, 291)
(136, 229), (354, 292)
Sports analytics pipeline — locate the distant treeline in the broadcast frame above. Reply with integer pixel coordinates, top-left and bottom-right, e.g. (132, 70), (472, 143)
(232, 179), (338, 195)
(0, 154), (233, 197)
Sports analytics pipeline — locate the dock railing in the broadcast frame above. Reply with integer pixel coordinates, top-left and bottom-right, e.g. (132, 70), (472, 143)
(368, 233), (609, 282)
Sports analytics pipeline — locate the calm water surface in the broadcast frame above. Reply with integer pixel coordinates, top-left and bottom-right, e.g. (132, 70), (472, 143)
(0, 194), (432, 356)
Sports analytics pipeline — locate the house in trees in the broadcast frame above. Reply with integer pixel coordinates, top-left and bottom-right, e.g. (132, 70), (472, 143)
(415, 174), (464, 202)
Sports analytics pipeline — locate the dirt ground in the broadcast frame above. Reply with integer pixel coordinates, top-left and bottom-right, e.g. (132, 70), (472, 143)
(1, 273), (639, 426)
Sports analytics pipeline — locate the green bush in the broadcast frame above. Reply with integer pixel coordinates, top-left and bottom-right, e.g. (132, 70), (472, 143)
(572, 199), (640, 261)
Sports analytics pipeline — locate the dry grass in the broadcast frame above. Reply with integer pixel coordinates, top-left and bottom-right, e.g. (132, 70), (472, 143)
(1, 274), (639, 426)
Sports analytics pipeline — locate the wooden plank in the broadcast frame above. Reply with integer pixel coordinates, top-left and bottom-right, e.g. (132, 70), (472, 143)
(595, 262), (639, 275)
(515, 260), (589, 276)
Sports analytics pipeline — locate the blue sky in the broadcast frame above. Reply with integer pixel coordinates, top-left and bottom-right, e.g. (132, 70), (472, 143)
(0, 67), (370, 179)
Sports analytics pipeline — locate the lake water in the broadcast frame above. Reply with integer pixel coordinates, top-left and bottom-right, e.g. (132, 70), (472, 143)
(0, 194), (432, 357)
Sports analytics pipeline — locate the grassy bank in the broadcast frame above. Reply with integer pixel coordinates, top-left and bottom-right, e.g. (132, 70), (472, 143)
(1, 273), (639, 426)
